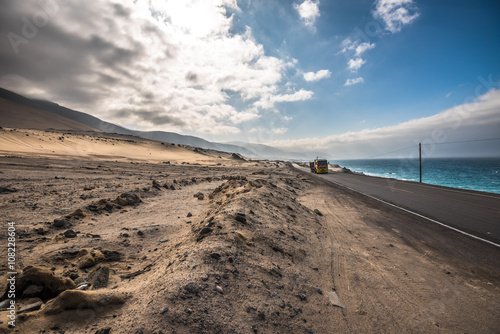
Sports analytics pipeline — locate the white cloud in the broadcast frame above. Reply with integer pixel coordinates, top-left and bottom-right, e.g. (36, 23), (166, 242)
(347, 58), (366, 72)
(273, 128), (288, 135)
(355, 42), (376, 57)
(268, 89), (500, 158)
(344, 77), (364, 86)
(340, 39), (376, 57)
(373, 0), (420, 33)
(255, 89), (314, 109)
(0, 0), (309, 136)
(294, 0), (320, 31)
(230, 108), (261, 124)
(303, 69), (331, 82)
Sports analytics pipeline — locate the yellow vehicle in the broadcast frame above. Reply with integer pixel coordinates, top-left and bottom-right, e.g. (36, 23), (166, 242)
(310, 159), (328, 174)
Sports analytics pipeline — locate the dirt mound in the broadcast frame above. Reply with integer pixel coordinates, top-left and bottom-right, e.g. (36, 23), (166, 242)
(143, 175), (333, 333)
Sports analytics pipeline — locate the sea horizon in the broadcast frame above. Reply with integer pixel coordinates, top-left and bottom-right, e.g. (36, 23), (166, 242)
(331, 157), (500, 195)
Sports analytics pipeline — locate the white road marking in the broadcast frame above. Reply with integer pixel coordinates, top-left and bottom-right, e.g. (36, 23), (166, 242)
(293, 164), (500, 248)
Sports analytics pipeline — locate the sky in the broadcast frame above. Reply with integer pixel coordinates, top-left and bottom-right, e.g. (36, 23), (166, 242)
(1, 0), (499, 159)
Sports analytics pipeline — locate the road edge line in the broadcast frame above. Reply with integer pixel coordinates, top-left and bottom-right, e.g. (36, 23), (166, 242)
(294, 165), (500, 249)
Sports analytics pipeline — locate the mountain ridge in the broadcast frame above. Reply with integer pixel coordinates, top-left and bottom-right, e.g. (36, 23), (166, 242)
(0, 87), (315, 160)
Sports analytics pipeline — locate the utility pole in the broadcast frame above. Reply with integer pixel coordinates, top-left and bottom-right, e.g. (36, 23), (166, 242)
(419, 143), (422, 183)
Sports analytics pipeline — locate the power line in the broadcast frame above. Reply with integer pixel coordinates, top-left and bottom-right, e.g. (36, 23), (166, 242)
(366, 145), (416, 159)
(362, 137), (500, 160)
(434, 137), (500, 145)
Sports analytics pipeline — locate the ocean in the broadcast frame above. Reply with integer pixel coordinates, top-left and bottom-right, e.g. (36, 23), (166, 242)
(332, 157), (500, 194)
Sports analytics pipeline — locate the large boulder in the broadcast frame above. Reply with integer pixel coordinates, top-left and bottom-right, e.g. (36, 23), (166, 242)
(2, 267), (76, 301)
(114, 192), (142, 206)
(42, 290), (127, 315)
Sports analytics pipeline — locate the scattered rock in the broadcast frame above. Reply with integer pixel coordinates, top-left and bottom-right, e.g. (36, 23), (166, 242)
(152, 180), (162, 190)
(95, 328), (111, 334)
(21, 285), (44, 298)
(235, 213), (247, 223)
(326, 291), (344, 308)
(272, 246), (284, 254)
(78, 250), (105, 269)
(187, 212), (193, 217)
(215, 285), (223, 294)
(102, 250), (122, 262)
(35, 227), (46, 235)
(184, 283), (199, 294)
(193, 192), (204, 200)
(63, 229), (77, 238)
(199, 227), (212, 236)
(18, 301), (43, 313)
(114, 192), (142, 206)
(89, 266), (109, 290)
(0, 187), (17, 194)
(210, 253), (221, 260)
(0, 299), (11, 309)
(230, 153), (246, 160)
(313, 209), (323, 216)
(298, 293), (307, 301)
(53, 218), (66, 228)
(69, 209), (86, 218)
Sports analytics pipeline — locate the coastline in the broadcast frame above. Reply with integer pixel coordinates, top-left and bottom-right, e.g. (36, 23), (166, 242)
(332, 158), (500, 195)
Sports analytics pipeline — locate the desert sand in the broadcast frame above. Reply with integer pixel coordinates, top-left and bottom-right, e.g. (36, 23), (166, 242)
(0, 128), (499, 333)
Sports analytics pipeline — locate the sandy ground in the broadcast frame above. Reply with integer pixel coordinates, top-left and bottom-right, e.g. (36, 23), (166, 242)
(0, 128), (227, 164)
(0, 129), (498, 333)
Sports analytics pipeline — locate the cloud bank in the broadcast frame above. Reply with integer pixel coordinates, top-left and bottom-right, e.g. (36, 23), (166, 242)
(0, 0), (313, 135)
(269, 89), (500, 159)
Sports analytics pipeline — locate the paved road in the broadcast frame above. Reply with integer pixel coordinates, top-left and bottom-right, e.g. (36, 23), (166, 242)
(294, 165), (500, 245)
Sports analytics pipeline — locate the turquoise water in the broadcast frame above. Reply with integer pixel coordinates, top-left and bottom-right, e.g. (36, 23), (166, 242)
(332, 158), (500, 194)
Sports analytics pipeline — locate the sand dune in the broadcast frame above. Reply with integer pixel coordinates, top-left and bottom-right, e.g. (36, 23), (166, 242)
(0, 128), (224, 164)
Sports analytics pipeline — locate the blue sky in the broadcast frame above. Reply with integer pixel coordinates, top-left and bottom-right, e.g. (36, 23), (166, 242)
(1, 0), (499, 158)
(238, 0), (500, 139)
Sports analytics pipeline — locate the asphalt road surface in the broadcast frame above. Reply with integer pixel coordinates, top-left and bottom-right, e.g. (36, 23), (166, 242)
(294, 165), (500, 245)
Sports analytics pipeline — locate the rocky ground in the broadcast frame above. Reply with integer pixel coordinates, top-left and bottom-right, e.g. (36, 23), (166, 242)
(0, 143), (498, 333)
